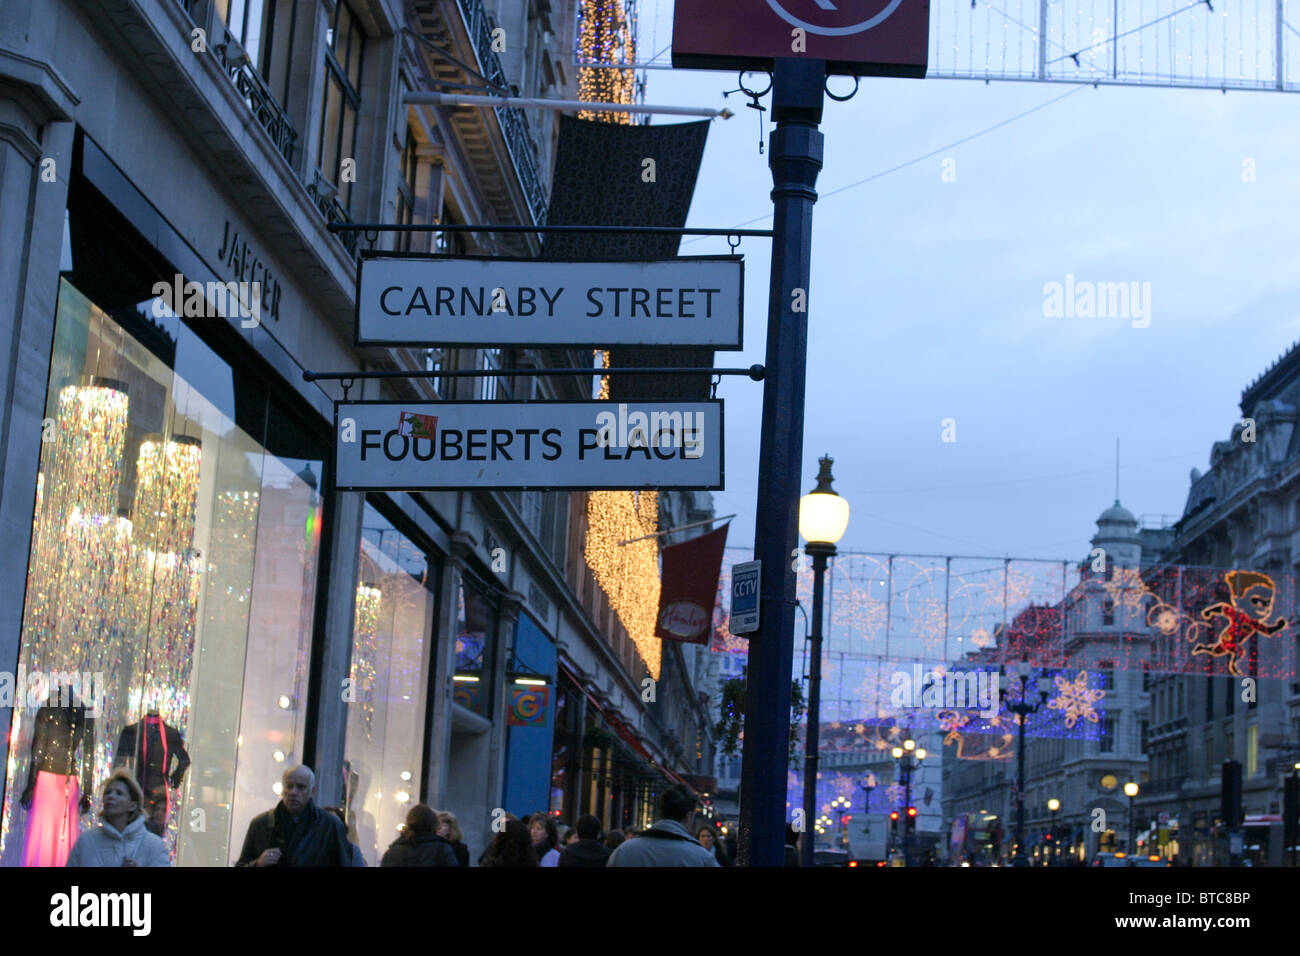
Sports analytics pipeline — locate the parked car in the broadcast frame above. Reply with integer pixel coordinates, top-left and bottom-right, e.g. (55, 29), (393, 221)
(1128, 855), (1171, 867)
(1090, 851), (1129, 867)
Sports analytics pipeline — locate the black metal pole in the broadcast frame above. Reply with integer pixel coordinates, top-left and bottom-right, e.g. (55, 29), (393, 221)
(1129, 795), (1136, 855)
(903, 763), (913, 866)
(801, 545), (832, 868)
(737, 57), (825, 868)
(1016, 677), (1027, 865)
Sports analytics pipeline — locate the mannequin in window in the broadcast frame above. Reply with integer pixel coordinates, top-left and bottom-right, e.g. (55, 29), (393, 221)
(114, 712), (191, 838)
(19, 688), (95, 867)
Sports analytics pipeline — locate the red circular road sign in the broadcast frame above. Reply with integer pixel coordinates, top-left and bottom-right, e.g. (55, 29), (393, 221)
(765, 0), (906, 36)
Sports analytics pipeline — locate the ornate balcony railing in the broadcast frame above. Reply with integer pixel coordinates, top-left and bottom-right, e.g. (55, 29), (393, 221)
(456, 0), (549, 225)
(214, 41), (299, 165)
(306, 170), (359, 256)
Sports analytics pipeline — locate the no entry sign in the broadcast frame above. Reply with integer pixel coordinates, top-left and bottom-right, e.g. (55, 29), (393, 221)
(356, 254), (743, 349)
(335, 401), (724, 491)
(671, 0), (930, 77)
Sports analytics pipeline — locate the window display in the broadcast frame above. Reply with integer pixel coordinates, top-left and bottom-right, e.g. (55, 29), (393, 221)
(1, 241), (324, 865)
(343, 503), (437, 864)
(453, 581), (498, 718)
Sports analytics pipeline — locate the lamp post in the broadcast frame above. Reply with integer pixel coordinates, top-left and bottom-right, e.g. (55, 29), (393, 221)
(830, 795), (851, 850)
(1124, 782), (1139, 855)
(891, 738), (926, 866)
(1001, 658), (1052, 866)
(1046, 798), (1061, 867)
(798, 455), (850, 868)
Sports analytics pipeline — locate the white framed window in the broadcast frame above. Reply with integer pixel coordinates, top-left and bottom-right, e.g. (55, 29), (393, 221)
(476, 349), (505, 400)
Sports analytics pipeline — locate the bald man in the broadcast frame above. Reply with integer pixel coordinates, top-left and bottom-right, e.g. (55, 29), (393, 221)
(235, 766), (352, 867)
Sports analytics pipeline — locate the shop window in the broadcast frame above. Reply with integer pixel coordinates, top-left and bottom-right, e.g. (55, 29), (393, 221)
(423, 348), (445, 399)
(343, 501), (439, 864)
(477, 349), (509, 401)
(435, 204), (470, 255)
(1099, 718), (1115, 753)
(2, 214), (325, 867)
(316, 0), (365, 213)
(394, 126), (419, 253)
(216, 0), (297, 106)
(453, 578), (498, 718)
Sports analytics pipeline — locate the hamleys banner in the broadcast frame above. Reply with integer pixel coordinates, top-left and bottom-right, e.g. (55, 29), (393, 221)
(671, 0), (930, 78)
(656, 523), (730, 644)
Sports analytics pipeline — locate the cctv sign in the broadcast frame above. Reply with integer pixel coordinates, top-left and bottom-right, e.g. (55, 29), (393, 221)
(671, 0), (930, 77)
(730, 560), (761, 635)
(335, 401), (724, 491)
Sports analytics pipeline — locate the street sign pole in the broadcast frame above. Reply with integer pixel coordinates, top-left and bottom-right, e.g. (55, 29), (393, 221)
(737, 57), (825, 868)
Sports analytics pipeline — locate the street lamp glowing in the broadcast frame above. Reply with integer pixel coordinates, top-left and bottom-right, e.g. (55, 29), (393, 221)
(799, 456), (849, 546)
(903, 739), (916, 752)
(892, 747), (904, 759)
(1047, 798), (1061, 812)
(1123, 782), (1139, 797)
(915, 748), (926, 761)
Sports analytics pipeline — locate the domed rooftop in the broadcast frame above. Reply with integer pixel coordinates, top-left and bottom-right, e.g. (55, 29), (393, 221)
(1097, 500), (1136, 525)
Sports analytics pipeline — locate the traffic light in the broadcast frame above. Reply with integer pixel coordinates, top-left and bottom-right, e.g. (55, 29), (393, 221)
(841, 814), (852, 826)
(906, 806), (917, 835)
(889, 810), (900, 838)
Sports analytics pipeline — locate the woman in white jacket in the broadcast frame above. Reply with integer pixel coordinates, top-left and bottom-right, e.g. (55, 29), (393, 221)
(65, 768), (171, 867)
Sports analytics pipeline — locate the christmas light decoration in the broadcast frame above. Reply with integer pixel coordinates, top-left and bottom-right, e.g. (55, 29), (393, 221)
(576, 0), (637, 123)
(584, 490), (661, 678)
(127, 435), (203, 725)
(351, 584), (383, 740)
(2, 378), (130, 861)
(1045, 670), (1105, 728)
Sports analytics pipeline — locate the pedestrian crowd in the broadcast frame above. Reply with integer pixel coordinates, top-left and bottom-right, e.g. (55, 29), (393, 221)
(63, 765), (738, 867)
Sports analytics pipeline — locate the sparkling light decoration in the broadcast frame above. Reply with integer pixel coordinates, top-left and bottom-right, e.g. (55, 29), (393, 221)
(1045, 670), (1106, 728)
(576, 0), (637, 123)
(2, 378), (130, 862)
(584, 490), (661, 678)
(127, 435), (203, 723)
(351, 584), (383, 740)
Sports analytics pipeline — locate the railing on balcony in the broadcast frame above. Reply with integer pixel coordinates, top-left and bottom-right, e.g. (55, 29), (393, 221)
(456, 0), (549, 225)
(214, 41), (299, 166)
(306, 170), (359, 256)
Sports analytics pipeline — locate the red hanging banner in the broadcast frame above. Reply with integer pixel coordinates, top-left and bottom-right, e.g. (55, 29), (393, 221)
(656, 524), (730, 644)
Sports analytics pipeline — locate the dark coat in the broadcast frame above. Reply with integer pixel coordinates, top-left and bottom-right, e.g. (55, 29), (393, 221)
(235, 800), (352, 867)
(558, 838), (613, 868)
(380, 833), (459, 867)
(449, 840), (469, 867)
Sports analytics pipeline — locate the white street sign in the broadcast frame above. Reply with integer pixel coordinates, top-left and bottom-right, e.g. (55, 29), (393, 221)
(356, 255), (743, 348)
(335, 401), (723, 490)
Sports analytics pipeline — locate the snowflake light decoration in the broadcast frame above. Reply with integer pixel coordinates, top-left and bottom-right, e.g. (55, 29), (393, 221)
(1101, 567), (1152, 613)
(1046, 670), (1105, 728)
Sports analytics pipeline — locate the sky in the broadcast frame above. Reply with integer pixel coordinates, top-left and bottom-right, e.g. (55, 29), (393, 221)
(638, 18), (1300, 563)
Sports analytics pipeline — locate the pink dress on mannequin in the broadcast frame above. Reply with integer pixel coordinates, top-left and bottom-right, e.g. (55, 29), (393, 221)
(19, 698), (93, 867)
